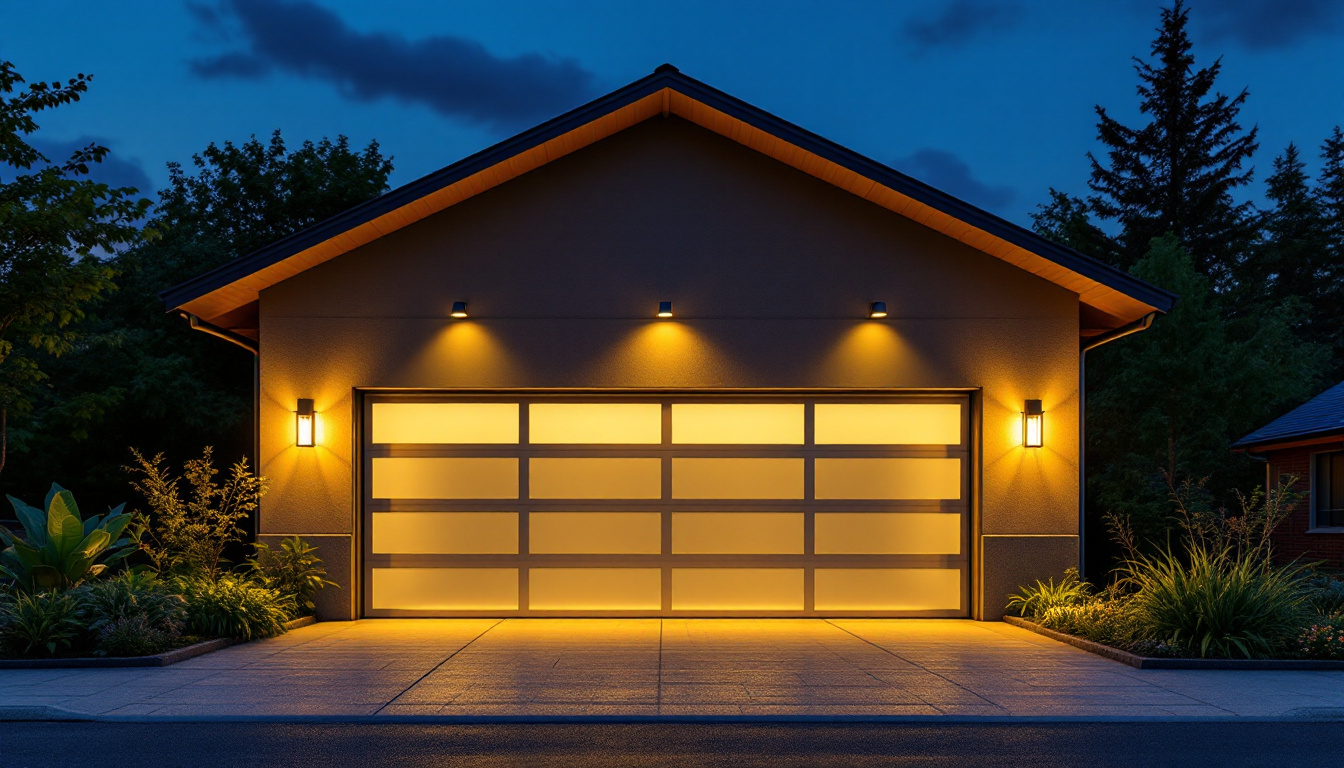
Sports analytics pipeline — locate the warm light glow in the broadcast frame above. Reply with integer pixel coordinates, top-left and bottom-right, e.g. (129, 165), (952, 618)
(1023, 399), (1044, 448)
(372, 568), (518, 611)
(814, 568), (961, 611)
(814, 403), (961, 445)
(529, 512), (661, 554)
(814, 458), (962, 500)
(529, 458), (662, 499)
(657, 300), (673, 318)
(529, 403), (661, 444)
(671, 403), (804, 444)
(371, 457), (519, 499)
(814, 512), (961, 555)
(450, 300), (468, 318)
(869, 301), (888, 318)
(372, 512), (518, 554)
(672, 458), (805, 499)
(296, 399), (315, 447)
(528, 568), (662, 610)
(672, 569), (804, 610)
(372, 402), (518, 444)
(672, 513), (803, 554)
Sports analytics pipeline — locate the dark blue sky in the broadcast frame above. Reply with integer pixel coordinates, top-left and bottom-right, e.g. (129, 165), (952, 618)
(6, 0), (1343, 226)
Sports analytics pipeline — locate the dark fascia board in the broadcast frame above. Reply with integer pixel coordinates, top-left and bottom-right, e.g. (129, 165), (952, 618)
(1232, 427), (1344, 451)
(161, 67), (1178, 315)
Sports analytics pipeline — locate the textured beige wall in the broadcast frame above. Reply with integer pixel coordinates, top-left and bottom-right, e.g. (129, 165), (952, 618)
(256, 117), (1080, 619)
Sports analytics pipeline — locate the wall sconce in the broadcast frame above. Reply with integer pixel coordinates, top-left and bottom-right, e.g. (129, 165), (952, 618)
(450, 301), (469, 318)
(296, 399), (315, 447)
(869, 301), (888, 319)
(1023, 399), (1043, 448)
(657, 301), (673, 318)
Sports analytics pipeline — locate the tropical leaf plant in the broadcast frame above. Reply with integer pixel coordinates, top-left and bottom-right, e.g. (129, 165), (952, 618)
(245, 536), (337, 615)
(0, 483), (137, 590)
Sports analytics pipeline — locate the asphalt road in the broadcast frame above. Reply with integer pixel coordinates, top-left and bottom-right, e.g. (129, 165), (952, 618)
(1, 721), (1340, 767)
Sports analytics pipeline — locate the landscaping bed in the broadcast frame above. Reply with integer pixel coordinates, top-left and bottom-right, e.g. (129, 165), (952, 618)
(1004, 615), (1344, 670)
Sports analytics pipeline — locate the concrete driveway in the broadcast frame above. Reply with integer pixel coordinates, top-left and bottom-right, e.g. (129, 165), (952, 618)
(3, 619), (1344, 720)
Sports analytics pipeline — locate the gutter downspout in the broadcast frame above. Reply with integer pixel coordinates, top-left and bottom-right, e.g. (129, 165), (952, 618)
(1077, 311), (1158, 580)
(181, 313), (260, 541)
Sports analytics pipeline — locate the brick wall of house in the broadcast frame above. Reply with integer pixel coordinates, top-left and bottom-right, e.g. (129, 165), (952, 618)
(1267, 440), (1344, 569)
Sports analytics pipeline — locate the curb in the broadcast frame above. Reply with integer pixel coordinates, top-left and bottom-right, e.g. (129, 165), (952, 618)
(3, 707), (1344, 724)
(0, 617), (318, 670)
(1003, 616), (1344, 670)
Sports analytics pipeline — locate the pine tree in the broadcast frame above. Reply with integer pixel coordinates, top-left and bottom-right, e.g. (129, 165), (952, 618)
(1087, 0), (1259, 287)
(1031, 188), (1117, 263)
(1242, 144), (1328, 305)
(1314, 127), (1344, 373)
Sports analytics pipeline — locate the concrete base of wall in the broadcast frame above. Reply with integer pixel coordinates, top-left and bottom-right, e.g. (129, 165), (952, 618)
(979, 535), (1078, 620)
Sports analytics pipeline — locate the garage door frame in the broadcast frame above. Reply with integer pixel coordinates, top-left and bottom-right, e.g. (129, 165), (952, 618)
(356, 388), (980, 618)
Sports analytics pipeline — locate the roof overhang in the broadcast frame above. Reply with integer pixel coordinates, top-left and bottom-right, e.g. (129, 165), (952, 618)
(163, 65), (1176, 341)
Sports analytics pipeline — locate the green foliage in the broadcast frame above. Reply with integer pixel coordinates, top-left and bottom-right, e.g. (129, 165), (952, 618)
(174, 574), (292, 641)
(0, 483), (136, 590)
(0, 590), (83, 656)
(1037, 595), (1144, 647)
(1, 130), (391, 509)
(1304, 575), (1344, 617)
(246, 536), (337, 615)
(1006, 568), (1091, 620)
(1086, 238), (1327, 550)
(0, 61), (150, 475)
(1122, 544), (1310, 659)
(72, 571), (186, 656)
(127, 448), (266, 579)
(1298, 616), (1344, 660)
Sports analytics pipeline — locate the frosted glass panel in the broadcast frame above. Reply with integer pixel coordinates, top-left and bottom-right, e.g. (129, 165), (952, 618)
(528, 568), (662, 610)
(672, 458), (804, 499)
(814, 568), (961, 611)
(814, 458), (961, 500)
(372, 568), (518, 610)
(529, 458), (662, 499)
(672, 569), (804, 610)
(815, 404), (961, 445)
(373, 512), (517, 554)
(815, 513), (961, 555)
(529, 403), (662, 444)
(529, 512), (662, 554)
(672, 513), (803, 554)
(371, 457), (518, 499)
(672, 404), (804, 444)
(372, 402), (518, 444)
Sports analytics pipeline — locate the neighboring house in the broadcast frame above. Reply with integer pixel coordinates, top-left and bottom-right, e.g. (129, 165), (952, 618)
(1233, 380), (1344, 568)
(162, 66), (1174, 621)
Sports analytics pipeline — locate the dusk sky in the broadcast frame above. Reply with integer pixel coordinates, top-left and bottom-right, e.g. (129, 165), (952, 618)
(6, 0), (1343, 227)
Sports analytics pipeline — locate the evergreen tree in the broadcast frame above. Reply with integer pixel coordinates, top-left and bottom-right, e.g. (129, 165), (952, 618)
(1031, 188), (1117, 262)
(1087, 0), (1259, 288)
(1316, 126), (1344, 371)
(1, 132), (392, 511)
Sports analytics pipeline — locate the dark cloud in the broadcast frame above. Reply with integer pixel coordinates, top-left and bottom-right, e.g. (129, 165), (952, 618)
(24, 137), (153, 193)
(189, 0), (596, 130)
(895, 148), (1015, 211)
(1191, 0), (1344, 50)
(899, 0), (1024, 51)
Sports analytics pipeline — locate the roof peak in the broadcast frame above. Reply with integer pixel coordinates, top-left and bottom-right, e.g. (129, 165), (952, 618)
(654, 63), (680, 74)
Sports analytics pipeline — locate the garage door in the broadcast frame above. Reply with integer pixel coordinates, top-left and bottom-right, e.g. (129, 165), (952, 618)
(361, 393), (970, 616)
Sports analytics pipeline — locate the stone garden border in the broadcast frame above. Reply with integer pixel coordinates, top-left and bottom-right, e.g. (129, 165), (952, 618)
(1003, 615), (1344, 670)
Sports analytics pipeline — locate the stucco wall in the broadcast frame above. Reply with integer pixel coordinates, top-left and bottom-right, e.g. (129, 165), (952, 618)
(256, 117), (1080, 620)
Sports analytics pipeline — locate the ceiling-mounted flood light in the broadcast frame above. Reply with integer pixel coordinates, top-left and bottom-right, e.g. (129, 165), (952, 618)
(657, 301), (673, 318)
(1023, 399), (1043, 448)
(869, 301), (888, 319)
(450, 301), (469, 318)
(296, 399), (315, 448)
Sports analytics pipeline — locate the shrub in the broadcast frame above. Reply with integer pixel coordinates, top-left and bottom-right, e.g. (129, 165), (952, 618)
(0, 484), (137, 590)
(73, 572), (187, 656)
(1123, 544), (1310, 658)
(127, 448), (266, 579)
(1, 591), (85, 656)
(1006, 568), (1091, 619)
(1298, 616), (1344, 660)
(175, 575), (292, 641)
(1037, 596), (1144, 647)
(1304, 575), (1344, 617)
(246, 536), (337, 616)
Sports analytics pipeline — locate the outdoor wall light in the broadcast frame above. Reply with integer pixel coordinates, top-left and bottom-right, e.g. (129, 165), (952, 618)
(657, 301), (673, 318)
(450, 301), (469, 318)
(296, 399), (315, 447)
(1023, 399), (1043, 448)
(869, 301), (888, 319)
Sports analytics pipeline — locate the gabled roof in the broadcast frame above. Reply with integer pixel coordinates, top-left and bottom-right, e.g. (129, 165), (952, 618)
(163, 64), (1176, 340)
(1233, 380), (1344, 450)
